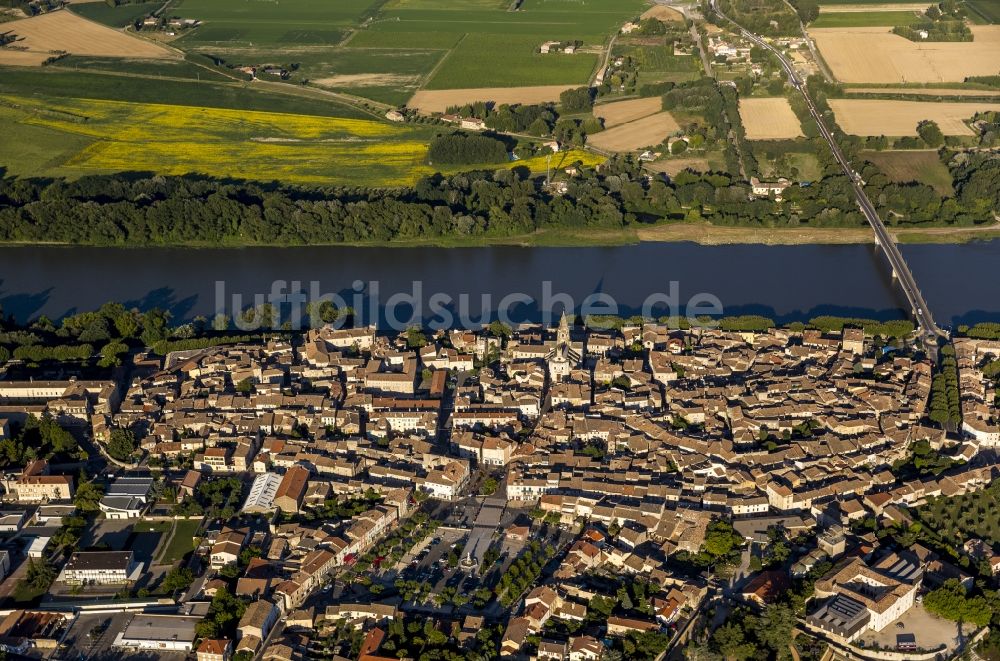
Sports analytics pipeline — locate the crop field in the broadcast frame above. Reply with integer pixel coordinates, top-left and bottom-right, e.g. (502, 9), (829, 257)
(0, 94), (602, 185)
(173, 0), (379, 45)
(422, 34), (599, 89)
(965, 0), (1000, 23)
(594, 97), (662, 127)
(641, 5), (685, 21)
(739, 97), (804, 139)
(409, 85), (576, 112)
(811, 26), (1000, 83)
(844, 86), (1000, 98)
(810, 10), (921, 26)
(0, 68), (369, 118)
(818, 2), (929, 10)
(242, 47), (445, 105)
(0, 10), (178, 66)
(587, 111), (680, 152)
(829, 98), (1000, 134)
(863, 149), (954, 194)
(70, 1), (163, 27)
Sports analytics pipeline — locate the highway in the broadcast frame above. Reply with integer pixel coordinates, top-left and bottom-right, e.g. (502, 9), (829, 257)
(709, 1), (947, 344)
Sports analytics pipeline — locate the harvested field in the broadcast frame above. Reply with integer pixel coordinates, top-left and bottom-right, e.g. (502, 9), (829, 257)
(644, 157), (712, 176)
(811, 26), (1000, 83)
(829, 98), (1000, 135)
(863, 149), (954, 194)
(594, 97), (662, 127)
(587, 111), (680, 152)
(0, 10), (177, 66)
(844, 87), (1000, 97)
(641, 5), (685, 21)
(314, 73), (421, 88)
(739, 97), (804, 139)
(819, 3), (928, 11)
(408, 85), (575, 112)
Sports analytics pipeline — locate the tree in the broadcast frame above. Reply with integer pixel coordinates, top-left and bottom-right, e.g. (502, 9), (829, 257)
(427, 134), (508, 165)
(560, 86), (594, 112)
(924, 579), (993, 626)
(23, 558), (56, 590)
(74, 475), (103, 512)
(99, 340), (128, 368)
(160, 567), (194, 594)
(917, 120), (945, 148)
(702, 520), (742, 559)
(479, 477), (498, 496)
(107, 427), (138, 462)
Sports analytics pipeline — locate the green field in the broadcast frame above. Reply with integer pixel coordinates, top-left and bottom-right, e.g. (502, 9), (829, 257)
(49, 56), (238, 82)
(70, 1), (163, 27)
(811, 10), (922, 26)
(0, 68), (368, 118)
(818, 0), (932, 4)
(965, 0), (1000, 22)
(424, 34), (599, 88)
(863, 150), (954, 195)
(239, 47), (445, 105)
(156, 519), (203, 563)
(174, 0), (381, 44)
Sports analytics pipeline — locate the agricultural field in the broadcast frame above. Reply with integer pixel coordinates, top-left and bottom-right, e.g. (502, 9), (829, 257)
(810, 26), (1000, 83)
(739, 97), (805, 139)
(408, 85), (575, 112)
(594, 97), (663, 128)
(172, 0), (379, 45)
(0, 9), (178, 66)
(641, 5), (685, 21)
(844, 86), (1000, 98)
(69, 1), (163, 27)
(161, 0), (644, 105)
(810, 10), (922, 26)
(587, 111), (680, 152)
(757, 152), (823, 181)
(818, 2), (929, 10)
(829, 98), (1000, 134)
(965, 0), (1000, 23)
(0, 94), (601, 186)
(0, 68), (370, 119)
(422, 34), (599, 89)
(862, 149), (954, 194)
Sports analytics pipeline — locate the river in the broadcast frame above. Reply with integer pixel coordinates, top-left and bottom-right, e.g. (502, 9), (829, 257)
(0, 242), (997, 329)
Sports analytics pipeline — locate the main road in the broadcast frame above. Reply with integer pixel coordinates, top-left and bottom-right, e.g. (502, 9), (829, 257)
(709, 1), (947, 344)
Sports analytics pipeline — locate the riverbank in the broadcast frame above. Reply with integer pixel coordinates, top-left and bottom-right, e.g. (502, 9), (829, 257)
(2, 221), (1000, 249)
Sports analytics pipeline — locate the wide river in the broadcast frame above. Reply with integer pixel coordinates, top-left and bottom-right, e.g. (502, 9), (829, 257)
(0, 242), (997, 329)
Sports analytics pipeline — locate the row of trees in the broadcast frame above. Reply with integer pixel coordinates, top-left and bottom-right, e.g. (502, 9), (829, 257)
(929, 344), (962, 428)
(427, 133), (510, 166)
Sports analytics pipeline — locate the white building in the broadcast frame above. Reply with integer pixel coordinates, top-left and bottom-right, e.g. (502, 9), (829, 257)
(114, 614), (201, 652)
(61, 551), (136, 586)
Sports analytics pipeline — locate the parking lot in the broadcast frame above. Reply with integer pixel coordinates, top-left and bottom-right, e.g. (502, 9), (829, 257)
(60, 611), (132, 661)
(858, 603), (974, 654)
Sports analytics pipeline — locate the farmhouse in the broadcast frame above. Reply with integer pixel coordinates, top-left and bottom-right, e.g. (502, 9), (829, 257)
(749, 177), (792, 201)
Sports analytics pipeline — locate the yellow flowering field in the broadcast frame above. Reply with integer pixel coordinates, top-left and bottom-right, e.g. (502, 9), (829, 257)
(1, 95), (604, 185)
